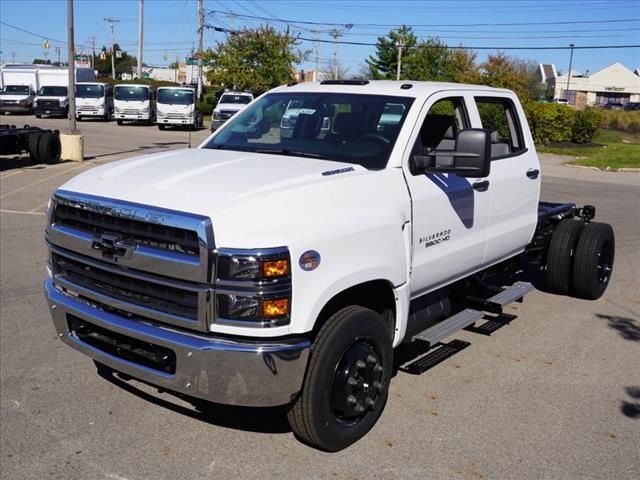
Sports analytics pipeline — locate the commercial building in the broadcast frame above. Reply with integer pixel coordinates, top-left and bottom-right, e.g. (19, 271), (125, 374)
(537, 62), (640, 108)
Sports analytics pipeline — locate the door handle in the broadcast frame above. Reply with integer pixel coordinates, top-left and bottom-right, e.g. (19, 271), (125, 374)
(472, 180), (490, 192)
(526, 168), (540, 179)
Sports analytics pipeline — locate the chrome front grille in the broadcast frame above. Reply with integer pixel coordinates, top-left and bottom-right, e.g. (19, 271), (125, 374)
(78, 105), (99, 112)
(46, 190), (215, 332)
(53, 252), (199, 320)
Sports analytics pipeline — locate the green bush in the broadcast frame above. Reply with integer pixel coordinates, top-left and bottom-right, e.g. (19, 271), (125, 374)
(524, 102), (575, 144)
(599, 109), (640, 132)
(571, 108), (602, 143)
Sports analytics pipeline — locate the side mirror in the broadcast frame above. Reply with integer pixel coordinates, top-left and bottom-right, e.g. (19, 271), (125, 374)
(413, 128), (491, 178)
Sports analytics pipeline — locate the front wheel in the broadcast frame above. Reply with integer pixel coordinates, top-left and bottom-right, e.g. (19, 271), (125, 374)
(116, 119), (123, 126)
(288, 306), (392, 451)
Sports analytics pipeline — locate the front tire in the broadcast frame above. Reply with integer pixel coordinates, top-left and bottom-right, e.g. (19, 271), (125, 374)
(288, 306), (392, 451)
(572, 222), (615, 299)
(117, 119), (123, 126)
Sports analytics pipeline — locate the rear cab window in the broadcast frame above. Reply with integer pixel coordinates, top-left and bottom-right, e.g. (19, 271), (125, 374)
(474, 96), (525, 159)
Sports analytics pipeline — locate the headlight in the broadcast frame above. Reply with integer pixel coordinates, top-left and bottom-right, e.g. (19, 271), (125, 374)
(217, 252), (290, 281)
(115, 107), (122, 113)
(215, 248), (291, 326)
(157, 111), (167, 118)
(19, 100), (28, 107)
(217, 294), (290, 324)
(213, 111), (221, 119)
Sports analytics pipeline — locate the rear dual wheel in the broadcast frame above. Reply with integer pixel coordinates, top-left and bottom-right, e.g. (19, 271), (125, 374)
(27, 131), (61, 164)
(546, 219), (614, 299)
(288, 306), (392, 452)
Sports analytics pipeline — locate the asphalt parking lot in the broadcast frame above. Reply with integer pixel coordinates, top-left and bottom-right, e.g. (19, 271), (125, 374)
(1, 116), (639, 480)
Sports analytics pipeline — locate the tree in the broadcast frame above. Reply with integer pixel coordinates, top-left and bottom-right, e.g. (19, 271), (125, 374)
(365, 25), (417, 80)
(366, 28), (480, 83)
(480, 53), (541, 102)
(33, 58), (52, 65)
(202, 26), (308, 94)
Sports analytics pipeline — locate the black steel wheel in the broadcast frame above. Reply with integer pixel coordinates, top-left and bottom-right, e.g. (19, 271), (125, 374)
(287, 306), (392, 451)
(28, 132), (44, 162)
(572, 222), (615, 299)
(37, 132), (61, 164)
(546, 219), (585, 294)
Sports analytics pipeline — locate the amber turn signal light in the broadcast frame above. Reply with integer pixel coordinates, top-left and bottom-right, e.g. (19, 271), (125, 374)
(261, 259), (289, 277)
(261, 298), (289, 318)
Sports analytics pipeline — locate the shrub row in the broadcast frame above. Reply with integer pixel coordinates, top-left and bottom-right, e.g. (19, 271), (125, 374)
(523, 103), (603, 144)
(599, 110), (640, 133)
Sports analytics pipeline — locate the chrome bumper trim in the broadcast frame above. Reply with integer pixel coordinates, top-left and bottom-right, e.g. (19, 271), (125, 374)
(45, 279), (310, 407)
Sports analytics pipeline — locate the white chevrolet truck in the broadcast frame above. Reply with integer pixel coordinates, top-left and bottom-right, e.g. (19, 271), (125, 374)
(44, 80), (615, 451)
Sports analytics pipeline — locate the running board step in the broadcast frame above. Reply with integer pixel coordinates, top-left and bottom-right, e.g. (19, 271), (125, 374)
(466, 281), (534, 314)
(412, 308), (484, 346)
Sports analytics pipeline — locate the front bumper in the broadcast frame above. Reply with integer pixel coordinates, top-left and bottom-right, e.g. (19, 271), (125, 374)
(158, 117), (193, 125)
(45, 278), (310, 406)
(0, 104), (31, 113)
(77, 108), (105, 117)
(116, 113), (151, 121)
(34, 106), (67, 116)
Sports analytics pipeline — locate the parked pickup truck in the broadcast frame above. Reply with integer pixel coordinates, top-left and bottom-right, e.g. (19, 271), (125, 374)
(44, 80), (615, 451)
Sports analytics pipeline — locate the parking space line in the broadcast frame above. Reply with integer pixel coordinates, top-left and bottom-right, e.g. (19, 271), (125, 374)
(28, 200), (50, 213)
(0, 163), (88, 200)
(0, 170), (25, 179)
(0, 209), (46, 216)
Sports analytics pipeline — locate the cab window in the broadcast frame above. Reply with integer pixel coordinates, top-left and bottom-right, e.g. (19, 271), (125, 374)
(474, 97), (525, 159)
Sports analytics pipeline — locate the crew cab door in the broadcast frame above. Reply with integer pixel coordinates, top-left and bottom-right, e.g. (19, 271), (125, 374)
(403, 93), (490, 296)
(467, 94), (540, 265)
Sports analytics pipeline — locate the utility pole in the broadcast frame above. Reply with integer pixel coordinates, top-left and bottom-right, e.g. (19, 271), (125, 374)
(197, 0), (203, 99)
(56, 46), (61, 65)
(565, 43), (575, 104)
(137, 0), (144, 79)
(395, 40), (404, 81)
(88, 35), (96, 69)
(104, 17), (120, 80)
(314, 27), (320, 81)
(67, 0), (77, 131)
(329, 28), (342, 80)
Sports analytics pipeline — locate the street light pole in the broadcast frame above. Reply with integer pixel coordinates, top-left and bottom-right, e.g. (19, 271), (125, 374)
(565, 43), (575, 104)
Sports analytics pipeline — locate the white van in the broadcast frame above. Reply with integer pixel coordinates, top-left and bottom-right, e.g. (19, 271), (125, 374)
(156, 86), (203, 130)
(76, 83), (113, 121)
(114, 84), (154, 125)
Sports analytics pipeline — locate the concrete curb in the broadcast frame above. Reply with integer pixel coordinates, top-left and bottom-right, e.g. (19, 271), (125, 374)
(564, 163), (640, 173)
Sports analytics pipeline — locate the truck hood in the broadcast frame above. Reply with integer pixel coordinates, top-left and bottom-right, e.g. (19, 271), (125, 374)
(215, 103), (246, 112)
(60, 148), (369, 224)
(0, 94), (31, 101)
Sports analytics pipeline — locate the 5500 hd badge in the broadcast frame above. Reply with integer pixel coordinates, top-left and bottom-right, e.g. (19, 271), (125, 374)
(419, 229), (451, 248)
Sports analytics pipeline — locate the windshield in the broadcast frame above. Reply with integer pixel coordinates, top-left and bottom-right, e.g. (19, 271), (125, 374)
(38, 86), (67, 96)
(115, 86), (149, 101)
(1, 86), (30, 95)
(76, 84), (104, 98)
(219, 94), (252, 105)
(204, 92), (414, 170)
(157, 89), (194, 105)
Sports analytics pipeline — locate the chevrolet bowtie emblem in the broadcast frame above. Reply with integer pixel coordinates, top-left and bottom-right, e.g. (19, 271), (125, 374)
(91, 234), (133, 261)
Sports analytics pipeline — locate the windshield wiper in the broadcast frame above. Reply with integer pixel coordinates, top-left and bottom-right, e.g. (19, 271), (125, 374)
(253, 148), (323, 159)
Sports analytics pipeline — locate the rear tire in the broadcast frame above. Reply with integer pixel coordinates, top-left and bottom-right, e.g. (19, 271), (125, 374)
(37, 132), (62, 164)
(546, 219), (585, 294)
(28, 132), (44, 162)
(287, 306), (392, 452)
(572, 222), (615, 299)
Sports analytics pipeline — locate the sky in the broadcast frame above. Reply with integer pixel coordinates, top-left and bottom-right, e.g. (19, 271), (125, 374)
(1, 0), (639, 77)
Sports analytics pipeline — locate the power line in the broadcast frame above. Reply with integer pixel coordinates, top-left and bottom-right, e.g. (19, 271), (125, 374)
(0, 20), (92, 50)
(204, 10), (639, 28)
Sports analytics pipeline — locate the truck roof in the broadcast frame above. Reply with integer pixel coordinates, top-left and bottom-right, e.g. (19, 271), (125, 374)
(115, 84), (151, 89)
(274, 80), (513, 99)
